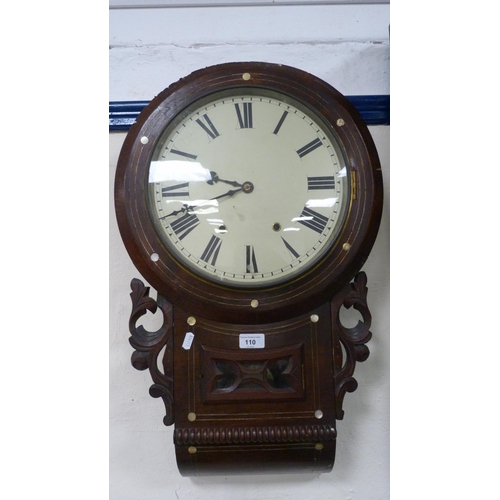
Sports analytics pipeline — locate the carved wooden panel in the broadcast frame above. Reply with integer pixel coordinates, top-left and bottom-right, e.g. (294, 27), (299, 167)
(200, 343), (304, 402)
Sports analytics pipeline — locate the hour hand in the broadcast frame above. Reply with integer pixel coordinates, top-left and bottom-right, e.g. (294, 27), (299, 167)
(207, 171), (243, 188)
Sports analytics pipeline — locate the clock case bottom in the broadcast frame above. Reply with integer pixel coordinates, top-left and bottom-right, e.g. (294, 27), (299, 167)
(175, 441), (336, 476)
(127, 272), (372, 476)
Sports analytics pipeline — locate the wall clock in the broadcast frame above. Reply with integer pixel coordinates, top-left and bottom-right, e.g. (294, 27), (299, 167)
(114, 61), (383, 476)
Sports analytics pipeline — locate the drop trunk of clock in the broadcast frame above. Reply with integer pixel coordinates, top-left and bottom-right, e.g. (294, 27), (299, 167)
(128, 271), (372, 476)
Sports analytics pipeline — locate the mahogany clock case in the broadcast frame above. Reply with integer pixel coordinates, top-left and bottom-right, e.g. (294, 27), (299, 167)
(114, 62), (385, 477)
(114, 62), (384, 325)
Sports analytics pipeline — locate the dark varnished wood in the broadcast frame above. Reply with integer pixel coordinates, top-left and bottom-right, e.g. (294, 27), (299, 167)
(114, 62), (383, 325)
(117, 62), (383, 476)
(173, 298), (337, 475)
(331, 272), (372, 420)
(127, 272), (372, 475)
(128, 278), (174, 425)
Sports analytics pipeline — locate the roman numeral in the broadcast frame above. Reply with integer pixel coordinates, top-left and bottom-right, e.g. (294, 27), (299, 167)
(196, 114), (220, 140)
(200, 235), (222, 266)
(273, 110), (288, 135)
(297, 207), (329, 234)
(296, 138), (323, 158)
(307, 176), (336, 190)
(245, 245), (258, 273)
(161, 182), (189, 197)
(235, 102), (253, 129)
(170, 212), (200, 240)
(281, 237), (300, 259)
(170, 149), (198, 160)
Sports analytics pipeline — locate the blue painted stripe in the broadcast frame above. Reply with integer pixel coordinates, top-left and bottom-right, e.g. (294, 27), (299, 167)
(109, 95), (389, 131)
(347, 95), (390, 126)
(109, 101), (150, 131)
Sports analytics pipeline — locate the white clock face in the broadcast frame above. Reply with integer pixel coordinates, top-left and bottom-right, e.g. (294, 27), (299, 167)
(147, 89), (350, 288)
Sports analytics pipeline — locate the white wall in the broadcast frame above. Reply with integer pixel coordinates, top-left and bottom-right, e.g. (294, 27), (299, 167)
(109, 3), (389, 100)
(109, 3), (389, 499)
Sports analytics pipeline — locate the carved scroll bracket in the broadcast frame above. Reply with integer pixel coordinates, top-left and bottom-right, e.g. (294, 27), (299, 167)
(330, 272), (372, 420)
(128, 278), (174, 426)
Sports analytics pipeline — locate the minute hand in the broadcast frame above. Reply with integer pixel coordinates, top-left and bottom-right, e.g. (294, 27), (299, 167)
(159, 183), (252, 220)
(210, 181), (254, 201)
(210, 187), (244, 201)
(159, 187), (243, 220)
(158, 191), (239, 220)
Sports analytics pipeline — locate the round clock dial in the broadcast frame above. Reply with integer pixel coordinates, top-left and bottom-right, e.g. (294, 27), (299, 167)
(115, 62), (383, 322)
(148, 89), (349, 288)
